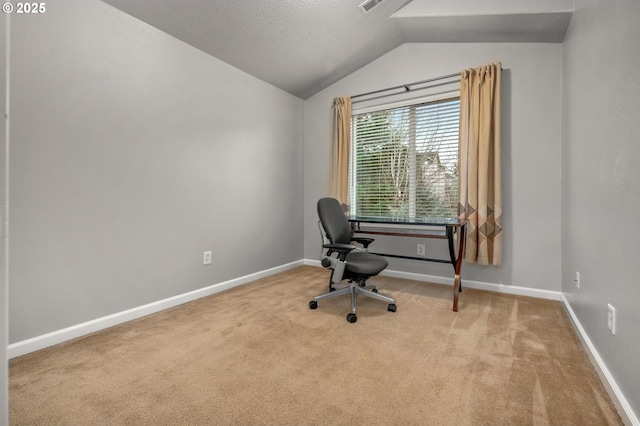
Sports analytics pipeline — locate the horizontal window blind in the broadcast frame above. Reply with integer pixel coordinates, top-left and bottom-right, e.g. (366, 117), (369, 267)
(349, 97), (460, 219)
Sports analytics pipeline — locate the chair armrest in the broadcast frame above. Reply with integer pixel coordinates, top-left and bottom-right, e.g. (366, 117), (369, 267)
(323, 243), (357, 253)
(351, 237), (375, 248)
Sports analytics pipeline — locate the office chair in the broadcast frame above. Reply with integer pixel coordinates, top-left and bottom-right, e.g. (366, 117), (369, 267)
(309, 197), (396, 323)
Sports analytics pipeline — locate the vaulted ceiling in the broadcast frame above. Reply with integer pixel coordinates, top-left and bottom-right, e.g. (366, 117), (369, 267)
(100, 0), (573, 99)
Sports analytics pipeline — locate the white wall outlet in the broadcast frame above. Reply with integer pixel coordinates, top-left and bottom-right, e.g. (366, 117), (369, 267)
(575, 271), (580, 289)
(607, 304), (616, 335)
(417, 244), (426, 256)
(203, 251), (212, 265)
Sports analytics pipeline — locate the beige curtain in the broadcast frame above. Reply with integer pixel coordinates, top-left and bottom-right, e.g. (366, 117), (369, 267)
(330, 96), (351, 207)
(458, 63), (502, 266)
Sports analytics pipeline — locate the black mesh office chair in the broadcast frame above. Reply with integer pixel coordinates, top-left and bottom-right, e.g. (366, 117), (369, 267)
(309, 197), (396, 323)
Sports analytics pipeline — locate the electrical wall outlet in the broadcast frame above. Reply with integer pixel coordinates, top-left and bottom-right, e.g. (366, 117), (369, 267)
(607, 304), (616, 335)
(203, 251), (212, 265)
(417, 244), (426, 256)
(575, 271), (580, 289)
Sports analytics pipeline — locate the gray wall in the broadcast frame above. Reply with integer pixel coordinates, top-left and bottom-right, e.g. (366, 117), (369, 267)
(8, 0), (304, 343)
(1, 13), (8, 426)
(304, 43), (563, 292)
(562, 0), (640, 418)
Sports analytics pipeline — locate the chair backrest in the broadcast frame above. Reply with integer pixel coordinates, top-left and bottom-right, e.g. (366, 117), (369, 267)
(317, 198), (352, 245)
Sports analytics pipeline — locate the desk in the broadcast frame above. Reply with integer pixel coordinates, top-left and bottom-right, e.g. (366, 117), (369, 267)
(348, 216), (467, 312)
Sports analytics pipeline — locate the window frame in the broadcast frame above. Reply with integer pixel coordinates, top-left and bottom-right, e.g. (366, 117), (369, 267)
(349, 92), (461, 221)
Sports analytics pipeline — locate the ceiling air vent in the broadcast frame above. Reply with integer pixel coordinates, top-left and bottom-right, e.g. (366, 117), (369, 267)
(359, 0), (384, 14)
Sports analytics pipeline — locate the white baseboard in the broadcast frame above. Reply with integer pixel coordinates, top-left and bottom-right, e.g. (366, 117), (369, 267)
(560, 294), (639, 426)
(304, 259), (562, 301)
(382, 269), (563, 300)
(8, 260), (304, 359)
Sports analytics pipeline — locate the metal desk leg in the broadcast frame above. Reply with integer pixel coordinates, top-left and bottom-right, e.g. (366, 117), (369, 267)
(451, 224), (466, 312)
(446, 227), (461, 291)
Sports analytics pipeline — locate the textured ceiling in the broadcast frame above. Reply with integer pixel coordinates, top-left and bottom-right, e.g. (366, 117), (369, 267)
(100, 0), (573, 99)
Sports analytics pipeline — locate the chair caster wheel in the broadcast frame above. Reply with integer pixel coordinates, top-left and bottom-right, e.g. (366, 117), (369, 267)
(388, 304), (397, 312)
(346, 313), (357, 323)
(371, 288), (378, 293)
(309, 301), (318, 309)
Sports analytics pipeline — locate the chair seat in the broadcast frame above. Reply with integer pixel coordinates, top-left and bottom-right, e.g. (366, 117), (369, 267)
(345, 251), (388, 276)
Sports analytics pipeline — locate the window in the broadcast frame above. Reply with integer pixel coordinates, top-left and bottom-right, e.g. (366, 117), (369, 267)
(349, 97), (460, 219)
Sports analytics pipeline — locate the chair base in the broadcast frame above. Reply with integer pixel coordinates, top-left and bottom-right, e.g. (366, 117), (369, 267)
(309, 281), (396, 323)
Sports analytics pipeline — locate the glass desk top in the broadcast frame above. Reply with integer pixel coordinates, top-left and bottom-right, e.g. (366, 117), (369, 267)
(347, 215), (466, 227)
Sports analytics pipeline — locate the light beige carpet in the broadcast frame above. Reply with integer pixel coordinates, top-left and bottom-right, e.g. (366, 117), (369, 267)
(10, 266), (622, 425)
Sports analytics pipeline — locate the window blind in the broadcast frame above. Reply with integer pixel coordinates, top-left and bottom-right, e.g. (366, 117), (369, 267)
(349, 97), (460, 219)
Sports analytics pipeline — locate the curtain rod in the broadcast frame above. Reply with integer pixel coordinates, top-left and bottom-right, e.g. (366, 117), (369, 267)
(351, 72), (460, 102)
